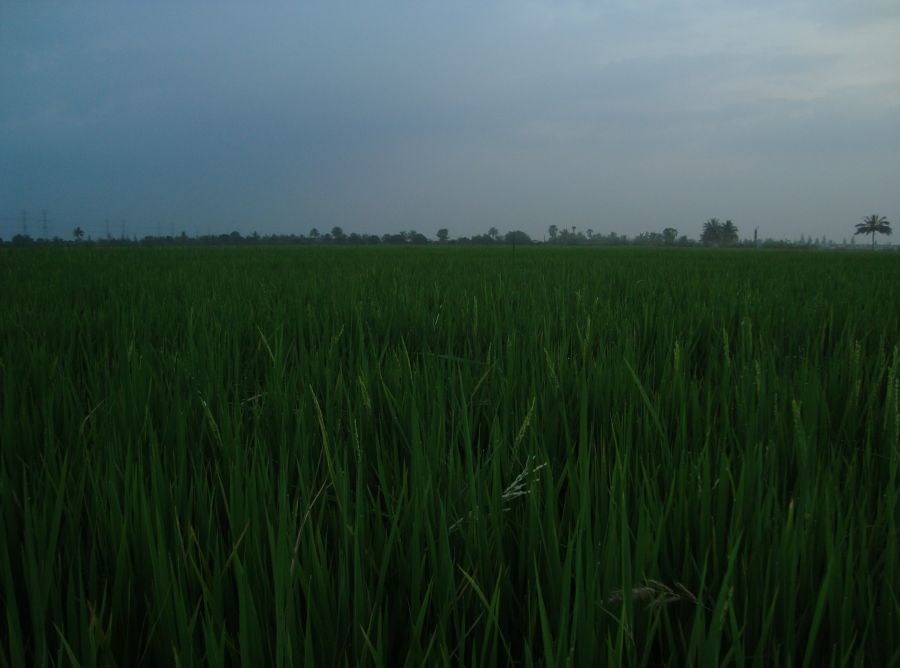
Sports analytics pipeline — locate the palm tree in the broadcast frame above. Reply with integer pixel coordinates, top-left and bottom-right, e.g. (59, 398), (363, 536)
(854, 214), (891, 250)
(701, 218), (722, 245)
(722, 220), (739, 245)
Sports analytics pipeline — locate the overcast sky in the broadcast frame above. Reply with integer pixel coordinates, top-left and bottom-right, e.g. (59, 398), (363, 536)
(2, 1), (898, 241)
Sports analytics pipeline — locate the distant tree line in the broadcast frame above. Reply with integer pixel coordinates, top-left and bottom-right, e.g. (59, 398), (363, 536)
(1, 216), (893, 249)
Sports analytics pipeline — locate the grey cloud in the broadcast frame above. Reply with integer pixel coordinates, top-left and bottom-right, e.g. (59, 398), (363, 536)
(1, 2), (898, 241)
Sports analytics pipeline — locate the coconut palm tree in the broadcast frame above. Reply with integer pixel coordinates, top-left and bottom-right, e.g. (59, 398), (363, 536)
(701, 218), (739, 246)
(722, 220), (739, 244)
(701, 218), (722, 245)
(854, 214), (891, 250)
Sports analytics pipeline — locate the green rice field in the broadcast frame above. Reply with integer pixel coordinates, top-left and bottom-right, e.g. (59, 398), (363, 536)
(1, 246), (898, 666)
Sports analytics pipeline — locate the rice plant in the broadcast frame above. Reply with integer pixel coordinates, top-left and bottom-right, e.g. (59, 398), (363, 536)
(1, 246), (897, 666)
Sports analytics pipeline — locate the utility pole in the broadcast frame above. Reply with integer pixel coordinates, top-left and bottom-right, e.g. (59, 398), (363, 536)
(21, 209), (28, 237)
(156, 222), (161, 238)
(754, 227), (758, 247)
(120, 219), (126, 240)
(41, 210), (49, 239)
(105, 218), (111, 240)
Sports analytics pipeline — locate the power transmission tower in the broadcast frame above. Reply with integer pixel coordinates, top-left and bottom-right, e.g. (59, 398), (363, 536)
(41, 210), (49, 239)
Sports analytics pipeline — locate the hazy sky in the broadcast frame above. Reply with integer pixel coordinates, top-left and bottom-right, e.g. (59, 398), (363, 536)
(2, 1), (898, 241)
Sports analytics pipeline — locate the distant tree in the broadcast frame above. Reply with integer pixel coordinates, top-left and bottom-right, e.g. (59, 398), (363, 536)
(488, 226), (499, 241)
(662, 227), (678, 244)
(331, 226), (346, 242)
(722, 220), (739, 244)
(548, 225), (558, 241)
(701, 218), (721, 245)
(701, 218), (738, 246)
(382, 232), (406, 244)
(504, 230), (532, 245)
(586, 228), (594, 240)
(854, 214), (891, 250)
(436, 228), (449, 242)
(73, 226), (84, 242)
(309, 228), (320, 240)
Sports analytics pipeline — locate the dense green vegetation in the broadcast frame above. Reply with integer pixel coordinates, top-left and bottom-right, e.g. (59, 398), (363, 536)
(1, 246), (898, 666)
